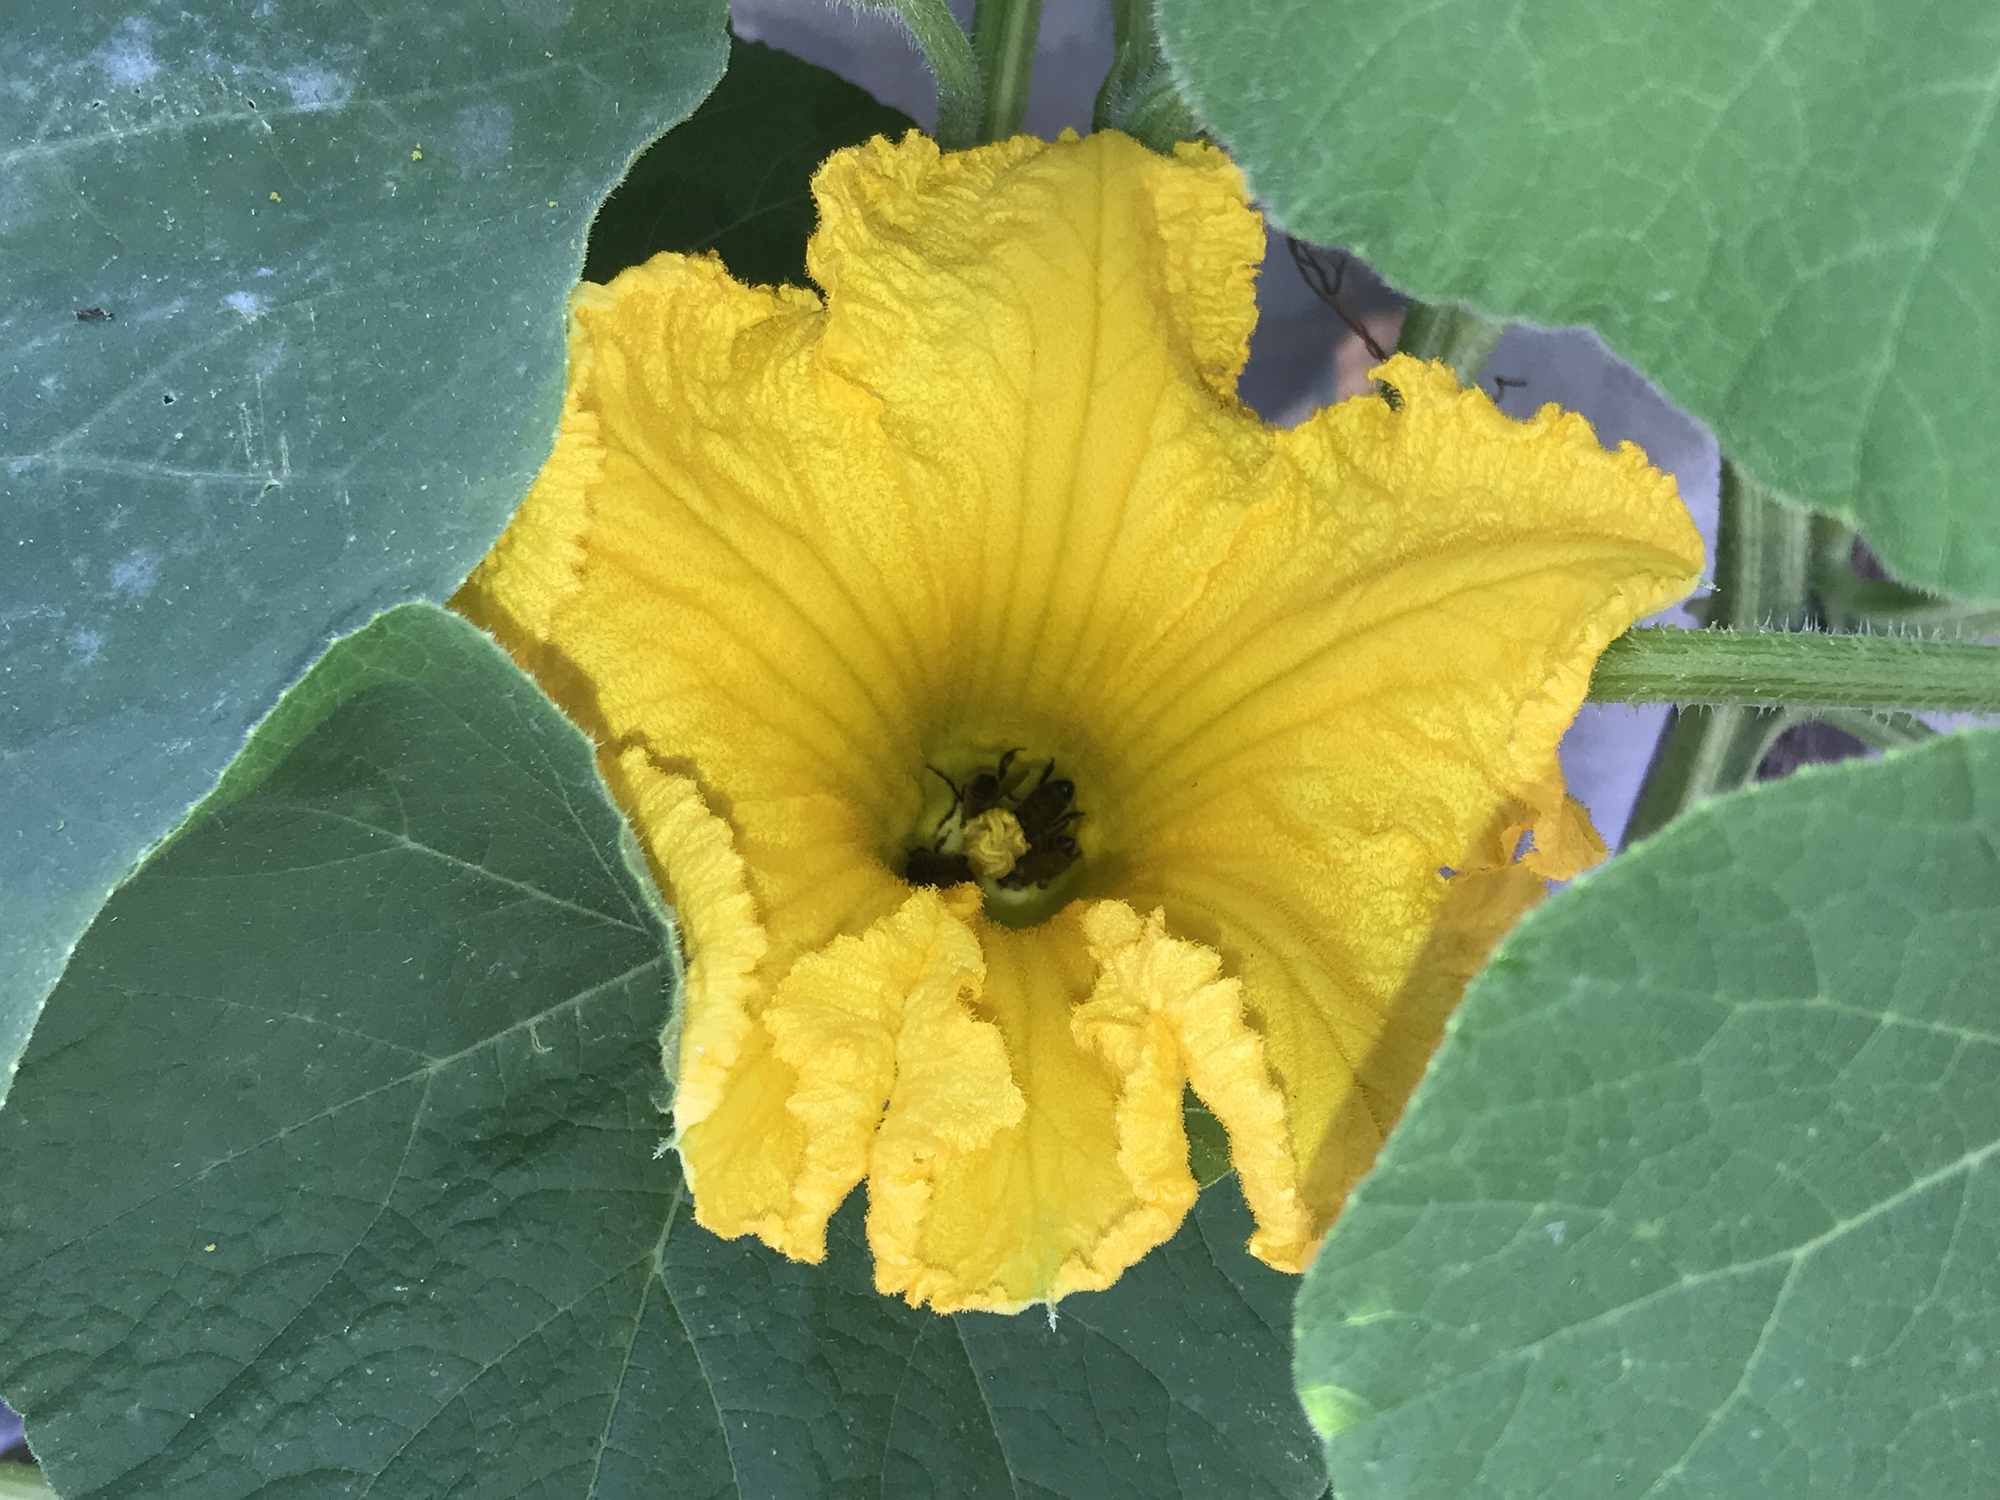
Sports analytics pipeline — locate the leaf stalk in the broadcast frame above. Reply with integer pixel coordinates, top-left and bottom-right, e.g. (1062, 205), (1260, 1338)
(971, 0), (1044, 142)
(849, 0), (986, 147)
(1094, 0), (1200, 149)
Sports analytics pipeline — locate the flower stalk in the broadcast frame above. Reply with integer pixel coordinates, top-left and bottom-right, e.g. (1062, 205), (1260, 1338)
(0, 1467), (54, 1500)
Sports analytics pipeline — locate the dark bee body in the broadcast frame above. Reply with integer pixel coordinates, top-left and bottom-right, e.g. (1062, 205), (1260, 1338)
(1000, 761), (1082, 889)
(997, 834), (1079, 890)
(904, 846), (975, 887)
(959, 748), (1021, 819)
(1012, 772), (1077, 842)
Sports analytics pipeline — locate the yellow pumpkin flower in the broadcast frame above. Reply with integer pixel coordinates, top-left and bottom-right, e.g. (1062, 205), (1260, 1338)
(453, 130), (1703, 1314)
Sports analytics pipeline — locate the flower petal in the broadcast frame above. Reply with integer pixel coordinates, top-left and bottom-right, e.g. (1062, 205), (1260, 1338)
(760, 885), (1017, 1261)
(809, 131), (1260, 412)
(603, 749), (764, 1132)
(458, 131), (1284, 1000)
(546, 255), (922, 991)
(451, 344), (600, 661)
(802, 131), (1274, 758)
(869, 911), (1191, 1313)
(604, 749), (810, 1249)
(1102, 355), (1704, 1268)
(1073, 902), (1315, 1269)
(559, 258), (912, 798)
(453, 131), (1705, 1309)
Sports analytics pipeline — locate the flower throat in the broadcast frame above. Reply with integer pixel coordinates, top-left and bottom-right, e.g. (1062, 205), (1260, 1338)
(902, 749), (1083, 925)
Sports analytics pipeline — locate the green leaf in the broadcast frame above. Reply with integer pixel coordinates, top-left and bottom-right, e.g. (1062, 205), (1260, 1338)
(0, 604), (1322, 1499)
(0, 0), (727, 1102)
(0, 1470), (55, 1500)
(584, 36), (913, 288)
(1294, 730), (2000, 1499)
(1185, 1093), (1234, 1189)
(1156, 1), (2000, 601)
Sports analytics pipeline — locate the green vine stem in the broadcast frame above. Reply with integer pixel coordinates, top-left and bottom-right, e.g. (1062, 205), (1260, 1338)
(1615, 698), (1777, 846)
(852, 0), (985, 148)
(1620, 458), (1814, 844)
(1095, 0), (1200, 150)
(1589, 626), (2000, 714)
(1114, 73), (1201, 151)
(972, 0), (1043, 142)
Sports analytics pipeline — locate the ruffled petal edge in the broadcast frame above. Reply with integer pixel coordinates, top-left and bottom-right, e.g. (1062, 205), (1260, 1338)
(1075, 902), (1318, 1274)
(604, 747), (767, 1137)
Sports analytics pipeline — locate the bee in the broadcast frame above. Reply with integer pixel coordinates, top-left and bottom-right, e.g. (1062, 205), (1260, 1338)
(902, 765), (976, 886)
(998, 759), (1084, 890)
(957, 748), (1022, 819)
(997, 832), (1080, 890)
(903, 846), (975, 888)
(901, 749), (1086, 891)
(1011, 763), (1079, 844)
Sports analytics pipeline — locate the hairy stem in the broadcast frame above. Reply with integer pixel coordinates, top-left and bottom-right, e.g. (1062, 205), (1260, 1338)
(854, 0), (984, 147)
(972, 0), (1043, 141)
(1621, 459), (1814, 844)
(1094, 0), (1199, 149)
(1590, 626), (2000, 713)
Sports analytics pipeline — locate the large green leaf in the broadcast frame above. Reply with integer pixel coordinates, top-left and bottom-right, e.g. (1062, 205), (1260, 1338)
(0, 0), (727, 1102)
(585, 35), (912, 288)
(1157, 1), (2000, 601)
(0, 604), (1322, 1499)
(1294, 731), (2000, 1498)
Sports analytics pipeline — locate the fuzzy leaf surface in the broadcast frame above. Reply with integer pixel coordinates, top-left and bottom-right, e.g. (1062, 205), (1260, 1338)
(1158, 0), (2000, 599)
(1295, 732), (2000, 1498)
(0, 0), (727, 1098)
(0, 604), (1323, 1499)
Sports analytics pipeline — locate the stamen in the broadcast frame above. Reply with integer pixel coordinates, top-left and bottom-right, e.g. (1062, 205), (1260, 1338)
(964, 809), (1029, 880)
